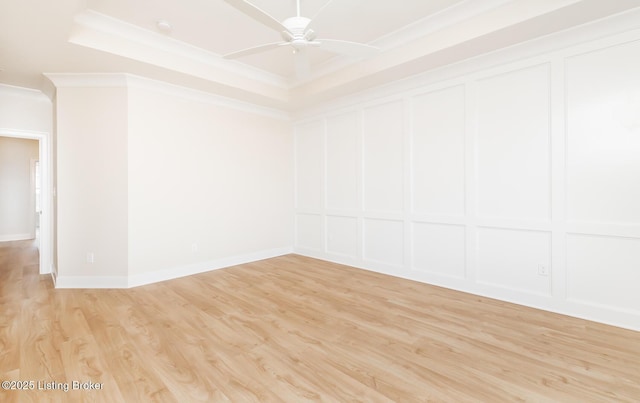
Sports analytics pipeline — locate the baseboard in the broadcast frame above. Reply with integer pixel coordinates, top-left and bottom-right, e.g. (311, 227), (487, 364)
(128, 247), (293, 288)
(294, 249), (640, 333)
(50, 263), (57, 286)
(54, 247), (293, 289)
(54, 275), (129, 289)
(0, 233), (33, 242)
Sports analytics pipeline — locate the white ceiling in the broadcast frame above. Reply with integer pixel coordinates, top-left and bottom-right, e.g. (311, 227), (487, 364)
(84, 0), (469, 77)
(1, 0), (639, 111)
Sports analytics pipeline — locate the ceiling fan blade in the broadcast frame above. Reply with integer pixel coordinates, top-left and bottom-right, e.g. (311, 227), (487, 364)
(294, 48), (311, 78)
(306, 0), (334, 30)
(305, 0), (363, 32)
(223, 0), (290, 33)
(223, 42), (287, 59)
(319, 39), (379, 58)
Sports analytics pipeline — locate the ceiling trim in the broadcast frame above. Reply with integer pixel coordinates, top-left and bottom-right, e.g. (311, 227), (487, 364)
(68, 9), (290, 105)
(32, 0), (640, 113)
(305, 0), (516, 82)
(373, 0), (516, 50)
(294, 9), (640, 120)
(0, 83), (51, 100)
(289, 0), (640, 110)
(44, 73), (129, 88)
(68, 2), (526, 94)
(125, 74), (290, 120)
(44, 73), (289, 120)
(74, 9), (288, 88)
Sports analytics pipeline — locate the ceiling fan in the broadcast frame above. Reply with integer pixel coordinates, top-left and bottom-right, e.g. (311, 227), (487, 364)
(222, 0), (379, 77)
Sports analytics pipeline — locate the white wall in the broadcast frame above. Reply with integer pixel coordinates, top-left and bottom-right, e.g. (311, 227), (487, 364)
(0, 84), (52, 133)
(127, 82), (293, 285)
(0, 137), (39, 240)
(55, 86), (129, 282)
(293, 26), (640, 331)
(50, 75), (292, 287)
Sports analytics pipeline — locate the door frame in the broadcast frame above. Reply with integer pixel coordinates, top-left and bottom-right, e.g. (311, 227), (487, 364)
(0, 129), (52, 275)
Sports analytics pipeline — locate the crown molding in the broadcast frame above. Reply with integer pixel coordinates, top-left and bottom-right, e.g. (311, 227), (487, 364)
(43, 1), (640, 113)
(304, 0), (518, 83)
(67, 2), (522, 93)
(44, 72), (129, 88)
(294, 8), (640, 120)
(73, 9), (288, 89)
(68, 9), (289, 106)
(125, 74), (290, 120)
(372, 0), (517, 50)
(0, 83), (50, 100)
(43, 72), (289, 120)
(289, 0), (640, 112)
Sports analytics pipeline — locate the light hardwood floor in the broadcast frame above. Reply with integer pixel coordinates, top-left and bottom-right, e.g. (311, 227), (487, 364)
(1, 238), (639, 402)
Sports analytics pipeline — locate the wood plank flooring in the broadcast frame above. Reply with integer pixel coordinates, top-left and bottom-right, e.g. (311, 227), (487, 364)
(1, 238), (639, 402)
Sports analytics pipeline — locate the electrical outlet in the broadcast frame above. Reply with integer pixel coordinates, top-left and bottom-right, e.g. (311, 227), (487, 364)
(538, 264), (549, 276)
(191, 243), (198, 253)
(86, 252), (95, 264)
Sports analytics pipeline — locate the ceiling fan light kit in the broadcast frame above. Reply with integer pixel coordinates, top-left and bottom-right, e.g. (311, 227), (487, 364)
(223, 0), (378, 76)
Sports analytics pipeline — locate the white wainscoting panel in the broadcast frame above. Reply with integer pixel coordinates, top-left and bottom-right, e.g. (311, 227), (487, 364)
(477, 227), (552, 296)
(295, 213), (323, 251)
(411, 85), (466, 216)
(363, 101), (404, 213)
(295, 120), (324, 211)
(363, 218), (404, 267)
(293, 22), (640, 331)
(412, 222), (465, 278)
(566, 234), (640, 314)
(566, 40), (640, 224)
(326, 215), (358, 258)
(476, 64), (551, 221)
(326, 111), (359, 211)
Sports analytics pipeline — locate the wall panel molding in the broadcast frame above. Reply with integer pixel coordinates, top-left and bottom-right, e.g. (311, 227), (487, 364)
(362, 100), (404, 215)
(293, 21), (640, 331)
(326, 215), (358, 259)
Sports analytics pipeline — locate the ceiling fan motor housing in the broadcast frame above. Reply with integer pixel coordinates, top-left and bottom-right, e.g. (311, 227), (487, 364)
(281, 16), (315, 47)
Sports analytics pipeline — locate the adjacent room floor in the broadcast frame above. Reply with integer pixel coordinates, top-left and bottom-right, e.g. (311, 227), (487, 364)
(1, 238), (639, 402)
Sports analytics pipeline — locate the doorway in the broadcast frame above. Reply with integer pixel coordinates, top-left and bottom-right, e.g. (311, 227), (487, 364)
(32, 158), (41, 239)
(0, 130), (52, 275)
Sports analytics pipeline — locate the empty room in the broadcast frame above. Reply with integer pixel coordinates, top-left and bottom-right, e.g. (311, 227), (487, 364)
(1, 0), (639, 401)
